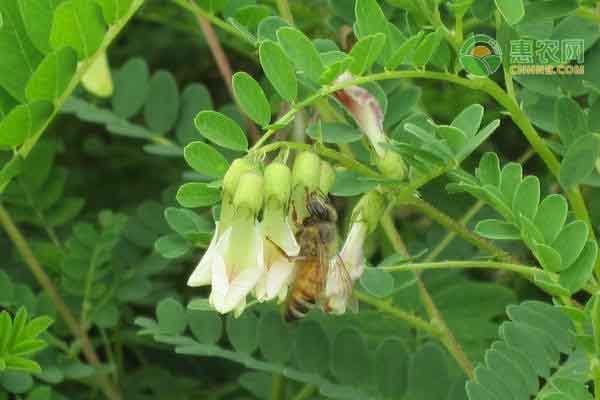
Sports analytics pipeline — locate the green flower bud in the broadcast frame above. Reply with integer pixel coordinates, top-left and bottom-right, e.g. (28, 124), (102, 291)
(376, 151), (407, 180)
(352, 190), (385, 233)
(319, 161), (336, 195)
(264, 162), (292, 209)
(233, 171), (264, 215)
(292, 151), (321, 192)
(223, 158), (255, 197)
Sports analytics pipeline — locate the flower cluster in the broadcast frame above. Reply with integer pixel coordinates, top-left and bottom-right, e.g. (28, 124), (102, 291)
(187, 152), (385, 316)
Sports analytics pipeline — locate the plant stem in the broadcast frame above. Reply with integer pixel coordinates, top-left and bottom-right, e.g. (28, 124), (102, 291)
(192, 9), (260, 143)
(380, 212), (475, 378)
(416, 275), (475, 378)
(276, 0), (294, 24)
(291, 384), (317, 400)
(411, 197), (517, 263)
(270, 373), (286, 400)
(171, 0), (253, 44)
(354, 291), (440, 336)
(0, 204), (121, 400)
(425, 200), (484, 261)
(258, 141), (382, 178)
(383, 260), (537, 277)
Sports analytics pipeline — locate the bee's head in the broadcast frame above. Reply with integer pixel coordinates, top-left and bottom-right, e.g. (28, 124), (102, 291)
(306, 192), (337, 223)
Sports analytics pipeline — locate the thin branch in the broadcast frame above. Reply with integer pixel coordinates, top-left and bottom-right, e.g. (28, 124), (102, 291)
(411, 197), (518, 264)
(425, 200), (485, 262)
(382, 260), (537, 278)
(276, 0), (294, 24)
(0, 204), (121, 400)
(354, 291), (440, 336)
(291, 384), (317, 400)
(380, 212), (475, 378)
(193, 12), (260, 142)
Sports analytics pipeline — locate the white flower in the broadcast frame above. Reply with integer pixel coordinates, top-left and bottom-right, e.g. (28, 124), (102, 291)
(325, 219), (368, 314)
(187, 223), (221, 287)
(209, 214), (265, 314)
(334, 72), (387, 158)
(255, 208), (300, 302)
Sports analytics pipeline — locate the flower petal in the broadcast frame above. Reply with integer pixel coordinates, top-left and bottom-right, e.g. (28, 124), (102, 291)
(265, 259), (295, 300)
(187, 224), (221, 287)
(263, 209), (300, 256)
(334, 72), (387, 158)
(340, 221), (368, 280)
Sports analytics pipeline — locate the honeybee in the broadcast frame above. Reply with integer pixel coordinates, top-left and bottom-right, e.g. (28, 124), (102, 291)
(284, 192), (354, 321)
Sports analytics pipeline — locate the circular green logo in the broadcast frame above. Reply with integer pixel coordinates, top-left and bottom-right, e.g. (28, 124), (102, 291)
(459, 34), (503, 77)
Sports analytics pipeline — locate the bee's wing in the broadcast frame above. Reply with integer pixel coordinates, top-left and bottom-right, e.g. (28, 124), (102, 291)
(331, 254), (355, 300)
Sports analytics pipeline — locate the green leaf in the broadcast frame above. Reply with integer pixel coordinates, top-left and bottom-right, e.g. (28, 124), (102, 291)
(534, 194), (568, 244)
(412, 29), (443, 66)
(306, 122), (362, 144)
(227, 312), (258, 354)
(330, 329), (370, 384)
(144, 70), (179, 134)
(259, 40), (297, 102)
(452, 104), (484, 138)
(156, 298), (187, 335)
(276, 27), (324, 82)
(524, 0), (578, 20)
(0, 371), (34, 393)
(407, 343), (450, 400)
(257, 16), (290, 42)
(359, 268), (395, 298)
(258, 312), (291, 363)
(552, 221), (588, 270)
(477, 152), (501, 187)
(49, 0), (106, 59)
(232, 72), (270, 126)
(0, 101), (53, 148)
(354, 0), (394, 61)
(176, 183), (220, 208)
(375, 338), (408, 398)
(560, 240), (597, 293)
(436, 126), (467, 154)
(475, 219), (520, 240)
(184, 142), (229, 178)
(559, 134), (598, 189)
(17, 0), (61, 54)
(555, 97), (588, 146)
(533, 243), (563, 272)
(384, 31), (424, 70)
(293, 321), (329, 374)
(512, 175), (540, 220)
(499, 162), (522, 205)
(194, 110), (248, 151)
(176, 83), (213, 145)
(348, 33), (386, 75)
(164, 207), (212, 240)
(112, 57), (149, 118)
(187, 309), (222, 344)
(495, 0), (525, 24)
(25, 47), (77, 102)
(330, 170), (377, 197)
(0, 0), (43, 102)
(154, 234), (190, 259)
(95, 0), (133, 24)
